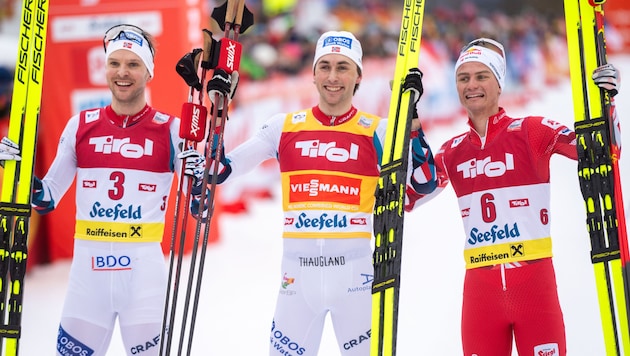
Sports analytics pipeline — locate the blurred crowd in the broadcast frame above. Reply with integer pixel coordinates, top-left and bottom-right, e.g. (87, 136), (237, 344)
(233, 0), (572, 88)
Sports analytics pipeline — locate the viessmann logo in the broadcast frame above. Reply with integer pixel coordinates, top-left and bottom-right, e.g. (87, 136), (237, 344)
(289, 174), (361, 204)
(456, 153), (514, 179)
(89, 136), (154, 158)
(295, 140), (358, 162)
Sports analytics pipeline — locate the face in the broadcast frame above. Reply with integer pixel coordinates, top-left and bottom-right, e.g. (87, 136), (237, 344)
(313, 54), (361, 111)
(455, 61), (501, 115)
(106, 49), (151, 107)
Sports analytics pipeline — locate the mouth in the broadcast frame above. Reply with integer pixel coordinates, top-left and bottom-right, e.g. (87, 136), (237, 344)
(324, 85), (343, 92)
(465, 93), (484, 99)
(115, 80), (132, 87)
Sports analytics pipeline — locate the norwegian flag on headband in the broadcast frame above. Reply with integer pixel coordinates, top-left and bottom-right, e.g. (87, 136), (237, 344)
(123, 42), (133, 49)
(332, 46), (341, 53)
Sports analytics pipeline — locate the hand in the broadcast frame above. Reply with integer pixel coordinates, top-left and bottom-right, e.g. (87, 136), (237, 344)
(177, 149), (206, 195)
(592, 63), (619, 97)
(176, 48), (203, 91)
(0, 137), (21, 164)
(403, 68), (424, 104)
(206, 69), (239, 110)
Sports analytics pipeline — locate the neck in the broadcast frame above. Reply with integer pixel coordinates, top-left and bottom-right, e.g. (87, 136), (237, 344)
(468, 106), (499, 137)
(110, 100), (147, 117)
(312, 105), (357, 126)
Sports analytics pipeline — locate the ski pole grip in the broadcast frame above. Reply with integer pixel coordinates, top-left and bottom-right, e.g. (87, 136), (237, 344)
(235, 0), (246, 26)
(179, 102), (208, 142)
(200, 29), (215, 70)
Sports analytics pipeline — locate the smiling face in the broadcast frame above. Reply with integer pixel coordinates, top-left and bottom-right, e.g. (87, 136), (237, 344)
(313, 53), (362, 115)
(106, 49), (151, 114)
(456, 61), (501, 132)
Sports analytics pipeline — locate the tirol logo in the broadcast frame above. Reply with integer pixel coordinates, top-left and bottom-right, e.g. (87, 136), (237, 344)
(295, 212), (348, 230)
(295, 140), (358, 163)
(89, 136), (154, 159)
(468, 222), (520, 245)
(534, 343), (559, 356)
(89, 202), (142, 221)
(457, 153), (514, 179)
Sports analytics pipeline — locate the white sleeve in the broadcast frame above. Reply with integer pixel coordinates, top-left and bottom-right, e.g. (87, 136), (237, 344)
(223, 113), (285, 181)
(41, 115), (80, 206)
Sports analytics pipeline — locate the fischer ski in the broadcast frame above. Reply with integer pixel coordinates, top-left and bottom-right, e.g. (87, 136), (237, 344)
(159, 0), (253, 355)
(564, 0), (630, 354)
(371, 0), (425, 355)
(0, 0), (49, 355)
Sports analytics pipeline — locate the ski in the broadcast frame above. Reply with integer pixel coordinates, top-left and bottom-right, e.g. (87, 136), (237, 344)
(564, 0), (630, 354)
(371, 0), (425, 355)
(0, 0), (49, 355)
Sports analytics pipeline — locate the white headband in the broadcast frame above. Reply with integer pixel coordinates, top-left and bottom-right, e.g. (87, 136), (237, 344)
(313, 31), (363, 72)
(105, 30), (155, 77)
(455, 42), (506, 88)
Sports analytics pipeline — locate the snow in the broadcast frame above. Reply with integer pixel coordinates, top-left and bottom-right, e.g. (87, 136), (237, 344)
(19, 56), (630, 355)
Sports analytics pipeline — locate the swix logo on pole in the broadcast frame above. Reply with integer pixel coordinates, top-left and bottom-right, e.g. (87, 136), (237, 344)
(456, 153), (514, 179)
(295, 140), (359, 163)
(218, 38), (242, 72)
(190, 105), (202, 137)
(89, 136), (154, 158)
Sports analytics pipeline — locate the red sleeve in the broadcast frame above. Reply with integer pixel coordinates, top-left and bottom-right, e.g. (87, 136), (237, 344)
(525, 116), (576, 180)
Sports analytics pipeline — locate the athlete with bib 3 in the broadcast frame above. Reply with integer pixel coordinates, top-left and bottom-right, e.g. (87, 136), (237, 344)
(0, 24), (207, 356)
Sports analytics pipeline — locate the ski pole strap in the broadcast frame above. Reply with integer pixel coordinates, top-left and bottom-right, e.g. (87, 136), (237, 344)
(0, 202), (31, 217)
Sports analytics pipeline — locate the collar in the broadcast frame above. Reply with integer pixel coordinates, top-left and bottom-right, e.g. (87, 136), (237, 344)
(312, 105), (358, 126)
(106, 104), (151, 128)
(467, 107), (508, 145)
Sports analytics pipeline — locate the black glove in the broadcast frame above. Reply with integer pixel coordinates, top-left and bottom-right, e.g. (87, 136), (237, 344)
(207, 69), (239, 111)
(176, 48), (203, 91)
(403, 68), (424, 105)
